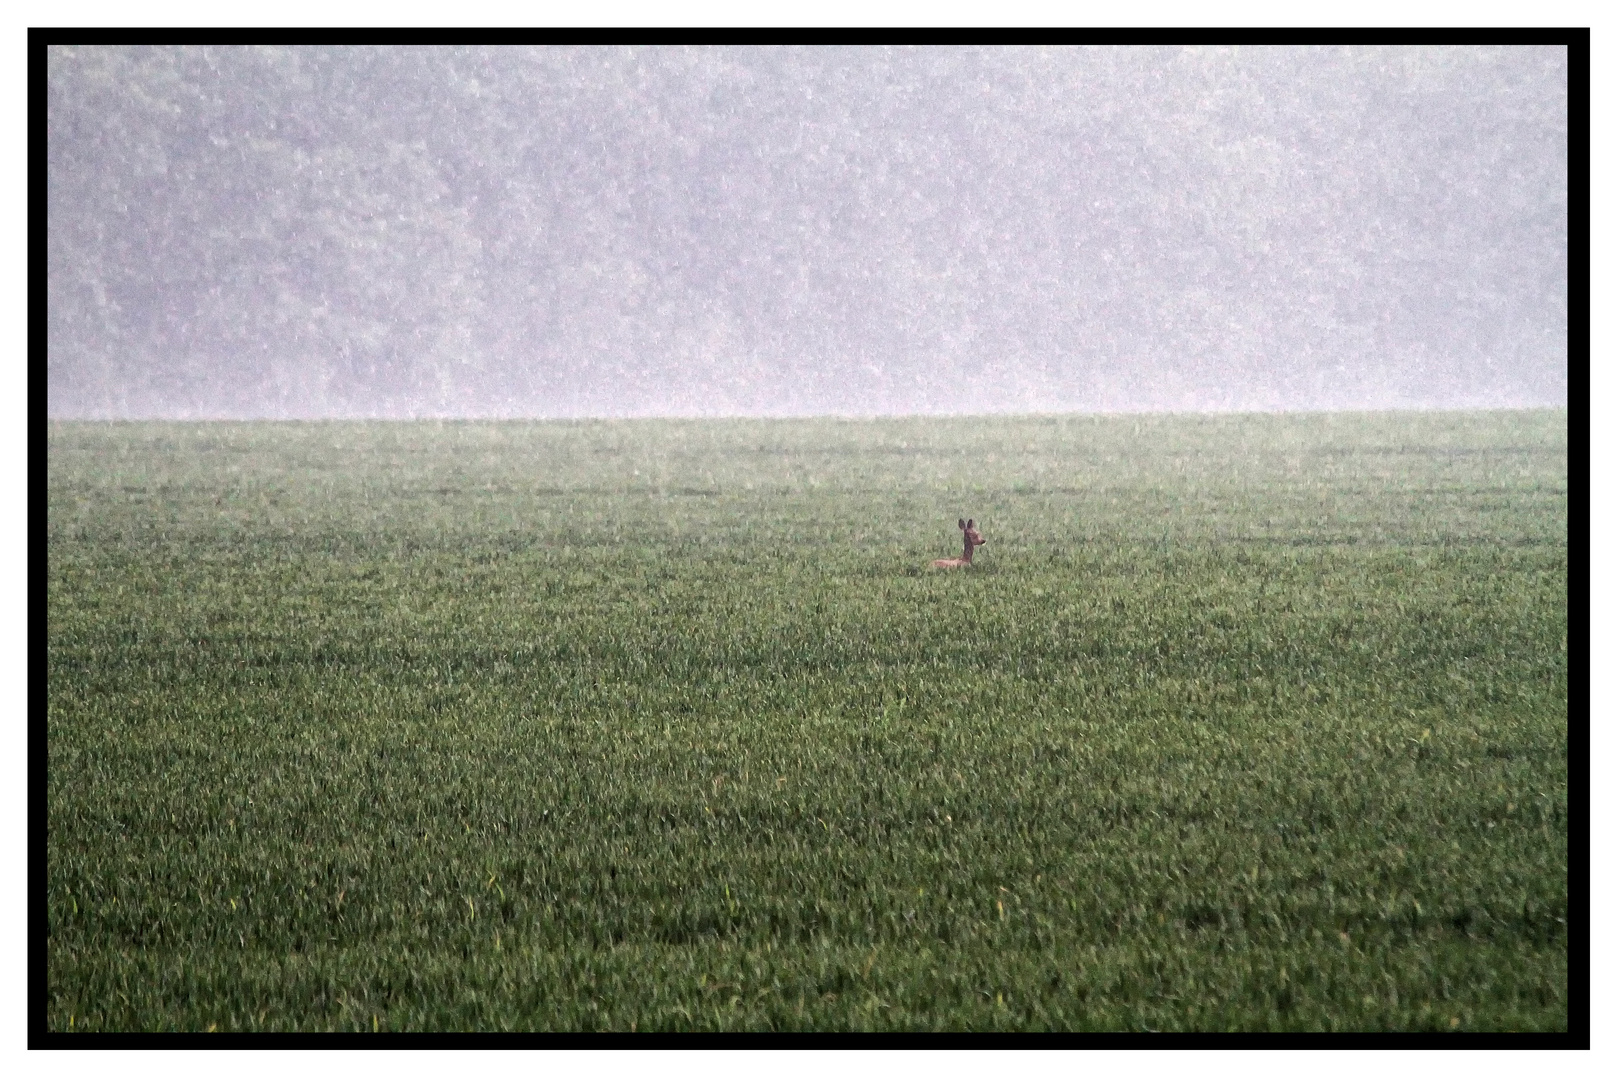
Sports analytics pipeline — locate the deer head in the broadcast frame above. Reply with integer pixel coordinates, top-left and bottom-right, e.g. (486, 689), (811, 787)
(958, 518), (986, 557)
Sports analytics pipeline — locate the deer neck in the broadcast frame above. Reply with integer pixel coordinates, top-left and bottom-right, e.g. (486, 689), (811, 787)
(961, 536), (974, 562)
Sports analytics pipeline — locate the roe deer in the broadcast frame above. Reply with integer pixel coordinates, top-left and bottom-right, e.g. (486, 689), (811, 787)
(931, 518), (986, 569)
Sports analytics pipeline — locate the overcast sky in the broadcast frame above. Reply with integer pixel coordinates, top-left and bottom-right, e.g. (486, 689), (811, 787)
(46, 44), (1568, 419)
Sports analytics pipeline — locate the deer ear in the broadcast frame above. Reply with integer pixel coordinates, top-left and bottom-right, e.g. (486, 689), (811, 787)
(958, 518), (966, 530)
(966, 519), (974, 530)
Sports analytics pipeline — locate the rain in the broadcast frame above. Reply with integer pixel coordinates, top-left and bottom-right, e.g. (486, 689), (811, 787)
(46, 44), (1567, 420)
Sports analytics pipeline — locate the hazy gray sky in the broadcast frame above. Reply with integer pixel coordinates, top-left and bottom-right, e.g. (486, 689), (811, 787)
(47, 44), (1568, 419)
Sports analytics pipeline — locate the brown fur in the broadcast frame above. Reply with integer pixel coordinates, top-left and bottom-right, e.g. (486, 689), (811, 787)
(930, 518), (986, 569)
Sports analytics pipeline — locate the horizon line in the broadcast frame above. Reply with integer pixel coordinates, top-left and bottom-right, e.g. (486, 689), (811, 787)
(46, 404), (1571, 424)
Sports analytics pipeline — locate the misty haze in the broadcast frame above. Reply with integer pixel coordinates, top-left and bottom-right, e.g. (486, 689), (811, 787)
(46, 44), (1567, 420)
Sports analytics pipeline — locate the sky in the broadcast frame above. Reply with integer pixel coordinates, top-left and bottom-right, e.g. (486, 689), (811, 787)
(47, 43), (1569, 419)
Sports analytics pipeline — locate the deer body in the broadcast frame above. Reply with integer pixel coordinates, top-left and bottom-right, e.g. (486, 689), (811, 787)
(931, 518), (986, 569)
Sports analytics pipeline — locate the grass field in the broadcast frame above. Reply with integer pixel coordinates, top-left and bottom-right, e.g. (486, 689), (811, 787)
(45, 410), (1568, 1032)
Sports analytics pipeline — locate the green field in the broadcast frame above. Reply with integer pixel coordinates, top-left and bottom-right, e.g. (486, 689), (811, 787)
(46, 410), (1568, 1032)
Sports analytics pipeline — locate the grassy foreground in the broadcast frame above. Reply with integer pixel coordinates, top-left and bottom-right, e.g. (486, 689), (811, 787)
(46, 411), (1567, 1032)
